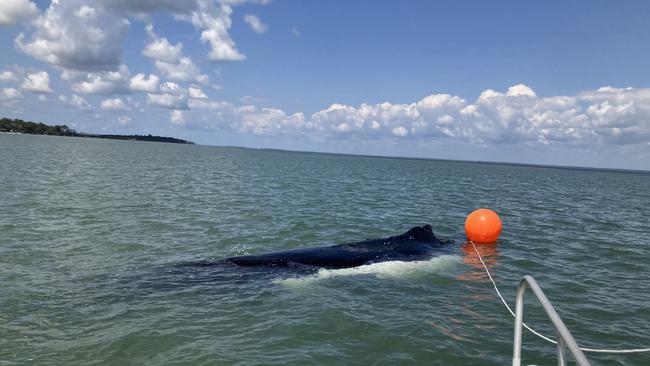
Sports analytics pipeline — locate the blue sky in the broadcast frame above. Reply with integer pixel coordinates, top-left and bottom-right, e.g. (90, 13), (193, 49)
(1, 0), (649, 170)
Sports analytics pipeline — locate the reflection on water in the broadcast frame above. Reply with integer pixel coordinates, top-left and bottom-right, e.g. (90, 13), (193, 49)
(428, 319), (468, 342)
(427, 242), (502, 345)
(457, 241), (499, 283)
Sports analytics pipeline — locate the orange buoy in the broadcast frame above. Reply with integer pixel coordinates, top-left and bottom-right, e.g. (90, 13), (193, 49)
(465, 208), (502, 243)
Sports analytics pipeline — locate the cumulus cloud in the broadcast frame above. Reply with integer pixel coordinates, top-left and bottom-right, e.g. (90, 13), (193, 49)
(101, 97), (130, 110)
(177, 84), (650, 149)
(237, 107), (306, 134)
(0, 66), (24, 83)
(1, 88), (22, 101)
(69, 64), (131, 94)
(180, 101), (308, 135)
(575, 87), (650, 145)
(155, 58), (208, 84)
(170, 109), (185, 125)
(15, 0), (129, 71)
(58, 94), (92, 111)
(1, 66), (54, 95)
(101, 0), (268, 60)
(391, 126), (408, 137)
(182, 2), (246, 61)
(160, 81), (183, 94)
(244, 14), (267, 33)
(117, 115), (131, 125)
(13, 0), (268, 101)
(129, 73), (159, 92)
(147, 93), (188, 110)
(506, 83), (537, 97)
(143, 25), (208, 84)
(13, 0), (269, 100)
(187, 98), (230, 110)
(0, 71), (17, 83)
(189, 87), (207, 99)
(21, 71), (53, 93)
(143, 24), (182, 63)
(0, 0), (39, 26)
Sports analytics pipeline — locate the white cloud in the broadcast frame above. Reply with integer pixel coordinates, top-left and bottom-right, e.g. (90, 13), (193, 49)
(244, 14), (267, 34)
(101, 97), (130, 110)
(391, 126), (408, 137)
(21, 71), (53, 93)
(189, 87), (207, 99)
(70, 64), (131, 94)
(506, 83), (537, 97)
(0, 0), (39, 26)
(179, 101), (308, 135)
(478, 89), (502, 103)
(58, 94), (92, 111)
(147, 93), (188, 109)
(237, 107), (305, 135)
(154, 58), (208, 84)
(187, 98), (230, 110)
(15, 0), (129, 71)
(0, 67), (56, 97)
(179, 84), (650, 149)
(75, 5), (96, 20)
(99, 0), (271, 61)
(0, 70), (19, 83)
(170, 109), (185, 125)
(129, 73), (159, 92)
(1, 88), (22, 101)
(160, 81), (183, 94)
(143, 24), (182, 63)
(183, 2), (246, 61)
(143, 25), (208, 84)
(14, 0), (268, 96)
(117, 115), (131, 125)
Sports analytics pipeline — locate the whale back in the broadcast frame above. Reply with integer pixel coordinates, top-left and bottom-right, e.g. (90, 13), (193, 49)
(224, 225), (451, 269)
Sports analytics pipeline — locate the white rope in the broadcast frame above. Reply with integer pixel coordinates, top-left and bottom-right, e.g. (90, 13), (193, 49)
(469, 240), (650, 354)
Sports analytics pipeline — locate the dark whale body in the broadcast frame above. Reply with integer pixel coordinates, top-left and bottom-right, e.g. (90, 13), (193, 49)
(223, 224), (451, 269)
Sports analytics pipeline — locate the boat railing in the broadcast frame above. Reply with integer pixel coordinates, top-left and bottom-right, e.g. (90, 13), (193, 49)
(512, 275), (590, 366)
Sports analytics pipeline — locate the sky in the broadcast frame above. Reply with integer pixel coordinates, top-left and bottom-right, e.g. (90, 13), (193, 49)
(1, 0), (650, 170)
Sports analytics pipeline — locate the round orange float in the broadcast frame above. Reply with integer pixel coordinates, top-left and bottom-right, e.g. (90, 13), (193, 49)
(464, 208), (502, 243)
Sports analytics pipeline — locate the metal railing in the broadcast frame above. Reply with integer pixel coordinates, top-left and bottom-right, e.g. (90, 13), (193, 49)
(512, 275), (590, 366)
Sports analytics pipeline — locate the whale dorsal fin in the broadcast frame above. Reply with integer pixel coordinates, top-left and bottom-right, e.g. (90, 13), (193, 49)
(401, 224), (439, 243)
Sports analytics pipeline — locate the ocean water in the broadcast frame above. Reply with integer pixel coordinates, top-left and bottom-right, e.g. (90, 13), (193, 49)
(1, 133), (649, 365)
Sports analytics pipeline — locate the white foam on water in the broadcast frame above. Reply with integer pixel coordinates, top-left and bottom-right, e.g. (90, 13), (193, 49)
(275, 255), (461, 287)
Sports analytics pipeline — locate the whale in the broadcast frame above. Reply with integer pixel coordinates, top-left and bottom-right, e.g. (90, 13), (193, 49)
(223, 224), (452, 269)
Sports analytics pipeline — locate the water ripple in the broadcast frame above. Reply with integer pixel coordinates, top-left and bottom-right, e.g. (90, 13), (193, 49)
(1, 135), (649, 365)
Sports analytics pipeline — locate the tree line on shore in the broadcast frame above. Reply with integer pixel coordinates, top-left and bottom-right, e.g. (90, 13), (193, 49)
(0, 117), (194, 144)
(0, 118), (77, 136)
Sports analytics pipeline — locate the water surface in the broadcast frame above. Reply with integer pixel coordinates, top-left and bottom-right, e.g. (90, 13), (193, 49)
(1, 134), (649, 365)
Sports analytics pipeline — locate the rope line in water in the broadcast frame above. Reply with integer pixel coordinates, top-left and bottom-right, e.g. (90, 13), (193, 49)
(469, 241), (650, 354)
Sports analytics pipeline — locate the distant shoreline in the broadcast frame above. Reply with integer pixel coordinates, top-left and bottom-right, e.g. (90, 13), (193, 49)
(224, 146), (650, 175)
(0, 117), (194, 145)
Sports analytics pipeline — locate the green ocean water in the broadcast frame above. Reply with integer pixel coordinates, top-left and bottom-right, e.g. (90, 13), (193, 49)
(1, 133), (649, 365)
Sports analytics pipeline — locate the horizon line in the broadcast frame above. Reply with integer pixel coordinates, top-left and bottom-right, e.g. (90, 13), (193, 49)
(210, 144), (650, 175)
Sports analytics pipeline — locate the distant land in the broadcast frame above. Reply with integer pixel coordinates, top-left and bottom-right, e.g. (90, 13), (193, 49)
(0, 118), (194, 144)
